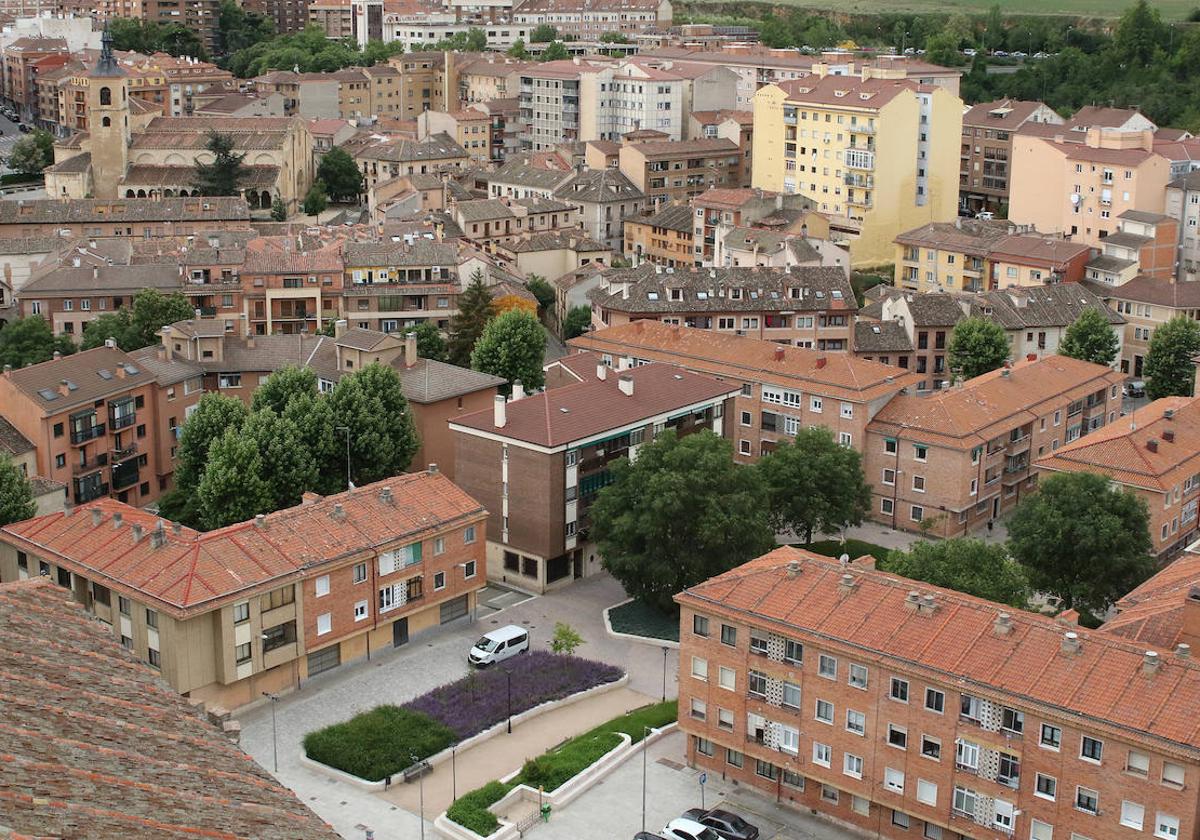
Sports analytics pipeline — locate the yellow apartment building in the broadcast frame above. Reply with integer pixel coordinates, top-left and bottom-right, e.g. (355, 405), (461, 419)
(751, 73), (961, 266)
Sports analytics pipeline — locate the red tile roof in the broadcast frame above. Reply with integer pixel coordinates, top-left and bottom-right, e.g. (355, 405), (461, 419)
(1103, 551), (1200, 649)
(0, 578), (341, 839)
(1, 473), (484, 617)
(450, 362), (739, 448)
(680, 547), (1200, 755)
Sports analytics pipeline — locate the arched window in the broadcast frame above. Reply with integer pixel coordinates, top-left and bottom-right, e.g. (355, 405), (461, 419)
(99, 86), (111, 106)
(102, 116), (111, 127)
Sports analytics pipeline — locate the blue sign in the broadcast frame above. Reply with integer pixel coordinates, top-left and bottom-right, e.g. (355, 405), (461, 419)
(699, 772), (707, 786)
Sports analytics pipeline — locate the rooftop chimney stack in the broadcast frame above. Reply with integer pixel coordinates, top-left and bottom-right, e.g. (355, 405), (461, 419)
(380, 486), (393, 503)
(172, 521), (182, 535)
(428, 463), (439, 475)
(618, 374), (634, 396)
(405, 331), (418, 368)
(1143, 650), (1162, 675)
(331, 503), (345, 520)
(919, 593), (937, 614)
(112, 512), (123, 529)
(838, 573), (856, 593)
(1061, 631), (1081, 655)
(91, 508), (102, 527)
(993, 612), (1013, 636)
(1177, 643), (1192, 658)
(254, 514), (265, 528)
(493, 394), (507, 428)
(131, 523), (144, 543)
(512, 380), (525, 401)
(596, 363), (607, 381)
(334, 318), (348, 339)
(786, 560), (802, 578)
(904, 590), (920, 611)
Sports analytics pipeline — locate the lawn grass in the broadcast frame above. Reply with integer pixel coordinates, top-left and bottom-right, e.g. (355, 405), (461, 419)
(301, 706), (455, 782)
(607, 598), (679, 643)
(445, 780), (512, 836)
(801, 538), (894, 564)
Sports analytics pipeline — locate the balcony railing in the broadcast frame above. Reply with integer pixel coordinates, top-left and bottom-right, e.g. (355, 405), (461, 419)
(72, 454), (107, 476)
(111, 441), (138, 463)
(70, 423), (105, 445)
(74, 482), (109, 504)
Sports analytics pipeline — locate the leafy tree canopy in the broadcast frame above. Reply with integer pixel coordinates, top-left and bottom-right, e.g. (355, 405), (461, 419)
(0, 317), (75, 369)
(759, 427), (871, 544)
(411, 321), (447, 363)
(1059, 307), (1119, 368)
(1144, 316), (1200, 398)
(525, 275), (555, 311)
(217, 0), (274, 56)
(948, 316), (1009, 381)
(0, 455), (36, 528)
(539, 41), (570, 62)
(81, 289), (194, 352)
(883, 539), (1030, 608)
(193, 131), (249, 197)
(471, 308), (546, 392)
(173, 392), (249, 495)
(327, 363), (419, 486)
(448, 271), (496, 367)
(8, 130), (54, 177)
(197, 428), (274, 529)
(316, 147), (364, 202)
(303, 180), (329, 216)
(529, 24), (558, 42)
(563, 306), (591, 340)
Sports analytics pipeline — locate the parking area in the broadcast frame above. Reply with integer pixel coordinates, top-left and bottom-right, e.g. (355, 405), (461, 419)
(524, 729), (864, 840)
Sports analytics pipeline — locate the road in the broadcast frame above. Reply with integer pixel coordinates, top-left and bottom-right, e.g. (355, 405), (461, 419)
(0, 111), (28, 173)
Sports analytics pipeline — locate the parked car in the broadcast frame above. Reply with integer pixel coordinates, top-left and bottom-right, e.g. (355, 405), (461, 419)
(17, 123), (29, 133)
(975, 211), (995, 221)
(1125, 380), (1147, 398)
(468, 624), (529, 667)
(682, 808), (760, 840)
(635, 834), (667, 840)
(662, 818), (722, 840)
(963, 48), (977, 57)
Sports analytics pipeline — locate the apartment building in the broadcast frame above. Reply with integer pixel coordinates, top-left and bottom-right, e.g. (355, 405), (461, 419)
(1088, 275), (1200, 378)
(752, 74), (962, 266)
(18, 263), (182, 339)
(1103, 546), (1200, 649)
(588, 263), (856, 350)
(720, 226), (846, 276)
(458, 56), (532, 104)
(677, 545), (1200, 840)
(2, 36), (68, 117)
(624, 203), (697, 267)
(253, 71), (341, 119)
(863, 355), (1124, 537)
(244, 0), (309, 35)
(0, 344), (200, 508)
(342, 239), (462, 332)
(417, 108), (493, 163)
(618, 138), (742, 208)
(988, 236), (1094, 290)
(0, 472), (487, 710)
(518, 59), (600, 151)
(452, 196), (580, 247)
(570, 320), (920, 463)
(1165, 171), (1200, 281)
(239, 235), (345, 335)
(693, 188), (823, 267)
(959, 99), (1063, 214)
(344, 132), (470, 192)
(450, 362), (737, 592)
(511, 0), (672, 40)
(689, 109), (753, 183)
(141, 0), (222, 51)
(1038, 396), (1200, 559)
(496, 231), (610, 281)
(1010, 125), (1172, 249)
(0, 196), (251, 240)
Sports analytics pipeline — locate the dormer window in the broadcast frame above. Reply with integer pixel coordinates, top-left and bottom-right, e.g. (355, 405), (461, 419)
(670, 288), (683, 301)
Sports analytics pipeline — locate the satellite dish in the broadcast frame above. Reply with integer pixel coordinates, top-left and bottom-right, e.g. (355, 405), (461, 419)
(1070, 193), (1081, 205)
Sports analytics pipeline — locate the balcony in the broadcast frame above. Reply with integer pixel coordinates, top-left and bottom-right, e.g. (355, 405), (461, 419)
(849, 122), (875, 135)
(72, 453), (108, 476)
(70, 422), (105, 445)
(111, 460), (140, 491)
(198, 305), (217, 317)
(844, 173), (874, 189)
(111, 441), (138, 463)
(74, 480), (109, 504)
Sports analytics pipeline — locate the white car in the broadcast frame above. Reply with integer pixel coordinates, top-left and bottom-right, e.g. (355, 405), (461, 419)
(963, 48), (977, 57)
(662, 818), (722, 840)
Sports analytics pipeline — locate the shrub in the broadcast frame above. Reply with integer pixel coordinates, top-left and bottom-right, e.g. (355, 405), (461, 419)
(302, 706), (454, 782)
(445, 780), (511, 835)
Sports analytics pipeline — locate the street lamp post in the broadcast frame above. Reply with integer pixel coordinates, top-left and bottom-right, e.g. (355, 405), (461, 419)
(262, 691), (279, 773)
(410, 753), (426, 840)
(661, 646), (668, 702)
(336, 425), (351, 489)
(506, 670), (513, 734)
(641, 724), (651, 831)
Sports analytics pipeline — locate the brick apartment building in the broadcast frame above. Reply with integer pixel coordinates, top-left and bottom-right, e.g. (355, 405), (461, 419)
(0, 197), (251, 240)
(1037, 396), (1200, 560)
(959, 99), (1063, 214)
(0, 472), (488, 710)
(570, 321), (921, 463)
(587, 264), (857, 350)
(618, 138), (743, 208)
(624, 204), (696, 267)
(0, 344), (200, 509)
(864, 355), (1124, 538)
(450, 363), (738, 592)
(677, 545), (1200, 840)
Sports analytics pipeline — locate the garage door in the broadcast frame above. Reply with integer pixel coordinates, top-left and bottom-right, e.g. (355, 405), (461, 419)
(440, 595), (468, 624)
(306, 644), (341, 677)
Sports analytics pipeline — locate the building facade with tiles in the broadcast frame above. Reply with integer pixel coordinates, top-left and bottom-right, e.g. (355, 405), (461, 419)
(677, 546), (1200, 840)
(0, 472), (487, 710)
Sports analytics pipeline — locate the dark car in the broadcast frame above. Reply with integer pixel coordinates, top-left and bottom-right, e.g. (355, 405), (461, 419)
(635, 834), (667, 840)
(681, 808), (759, 840)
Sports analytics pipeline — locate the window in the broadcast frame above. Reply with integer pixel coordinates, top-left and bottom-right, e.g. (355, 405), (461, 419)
(148, 649), (161, 669)
(779, 725), (800, 755)
(782, 681), (801, 709)
(463, 560), (476, 579)
(925, 688), (945, 713)
(354, 600), (368, 621)
(726, 747), (743, 768)
(994, 800), (1015, 831)
(844, 753), (863, 779)
(434, 537), (445, 555)
(1162, 761), (1185, 788)
(998, 752), (1020, 787)
(353, 562), (367, 584)
(956, 739), (979, 770)
(1126, 750), (1150, 776)
(1036, 773), (1056, 800)
(690, 698), (706, 720)
(316, 613), (331, 635)
(952, 786), (976, 816)
(693, 615), (709, 636)
(921, 735), (941, 760)
(783, 769), (804, 789)
(840, 402), (853, 419)
(235, 642), (252, 664)
(1030, 820), (1053, 840)
(917, 779), (937, 806)
(913, 444), (927, 461)
(846, 709), (865, 735)
(720, 624), (737, 646)
(810, 396), (823, 413)
(1157, 813), (1181, 840)
(433, 572), (445, 591)
(887, 724), (908, 749)
(849, 663), (868, 688)
(748, 670), (766, 697)
(218, 373), (242, 389)
(1121, 802), (1145, 830)
(890, 678), (909, 702)
(1040, 723), (1062, 750)
(1001, 707), (1024, 734)
(718, 666), (735, 691)
(463, 525), (476, 544)
(315, 575), (330, 597)
(820, 785), (839, 804)
(145, 609), (158, 629)
(784, 639), (803, 664)
(119, 596), (131, 616)
(749, 629), (768, 655)
(261, 586), (295, 612)
(816, 699), (834, 723)
(884, 767), (904, 793)
(696, 736), (714, 756)
(882, 468), (896, 485)
(911, 505), (924, 523)
(818, 654), (837, 679)
(691, 656), (708, 681)
(1075, 786), (1099, 814)
(912, 475), (926, 493)
(755, 758), (778, 780)
(233, 602), (250, 624)
(1080, 736), (1103, 763)
(813, 742), (832, 767)
(718, 708), (734, 731)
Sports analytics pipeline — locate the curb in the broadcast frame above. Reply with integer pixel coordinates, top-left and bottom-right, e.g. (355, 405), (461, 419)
(602, 598), (680, 650)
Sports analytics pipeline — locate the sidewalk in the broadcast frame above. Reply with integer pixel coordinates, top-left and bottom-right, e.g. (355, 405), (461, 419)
(377, 686), (655, 817)
(777, 517), (1012, 554)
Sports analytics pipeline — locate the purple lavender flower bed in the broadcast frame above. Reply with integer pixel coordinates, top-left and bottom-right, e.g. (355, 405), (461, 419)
(403, 651), (623, 741)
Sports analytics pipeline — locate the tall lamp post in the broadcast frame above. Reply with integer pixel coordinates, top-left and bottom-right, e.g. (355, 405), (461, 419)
(336, 425), (351, 489)
(410, 752), (426, 840)
(506, 670), (513, 734)
(661, 646), (669, 702)
(262, 691), (279, 773)
(641, 724), (651, 831)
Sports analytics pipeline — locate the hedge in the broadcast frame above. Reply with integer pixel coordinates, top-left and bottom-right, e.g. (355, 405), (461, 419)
(445, 780), (512, 836)
(301, 705), (455, 782)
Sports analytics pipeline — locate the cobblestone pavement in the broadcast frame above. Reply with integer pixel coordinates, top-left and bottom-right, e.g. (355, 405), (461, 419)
(237, 573), (678, 840)
(779, 517), (1011, 554)
(523, 729), (866, 840)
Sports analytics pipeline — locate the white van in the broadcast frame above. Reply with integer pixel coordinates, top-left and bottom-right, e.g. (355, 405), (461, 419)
(468, 624), (529, 667)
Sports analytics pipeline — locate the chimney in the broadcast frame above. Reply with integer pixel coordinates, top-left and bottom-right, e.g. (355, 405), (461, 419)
(904, 590), (920, 610)
(405, 331), (418, 368)
(1147, 439), (1159, 453)
(331, 502), (345, 520)
(919, 593), (936, 614)
(786, 560), (802, 578)
(596, 363), (607, 381)
(1001, 368), (1010, 378)
(512, 380), (525, 401)
(1177, 643), (1192, 658)
(131, 523), (144, 543)
(172, 520), (182, 535)
(380, 486), (393, 502)
(618, 374), (634, 396)
(493, 394), (507, 428)
(838, 573), (856, 593)
(53, 350), (61, 360)
(1143, 650), (1162, 675)
(1163, 429), (1175, 443)
(993, 612), (1013, 636)
(194, 308), (202, 320)
(1165, 409), (1176, 420)
(774, 346), (785, 361)
(1061, 630), (1081, 655)
(90, 508), (102, 527)
(334, 318), (348, 339)
(254, 514), (265, 528)
(617, 355), (631, 371)
(428, 463), (439, 474)
(112, 512), (123, 529)
(240, 312), (250, 339)
(815, 356), (827, 369)
(57, 379), (70, 396)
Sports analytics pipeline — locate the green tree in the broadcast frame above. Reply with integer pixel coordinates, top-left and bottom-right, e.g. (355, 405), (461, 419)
(282, 391), (341, 493)
(193, 131), (249, 197)
(1144, 316), (1200, 398)
(174, 393), (249, 495)
(758, 427), (870, 544)
(525, 274), (555, 311)
(1059, 307), (1120, 367)
(563, 305), (591, 340)
(507, 38), (529, 59)
(81, 289), (194, 351)
(271, 195), (287, 221)
(1113, 0), (1167, 67)
(448, 270), (495, 366)
(197, 428), (274, 529)
(327, 363), (419, 486)
(79, 312), (130, 351)
(549, 622), (583, 655)
(599, 32), (629, 43)
(303, 181), (329, 216)
(411, 321), (447, 363)
(8, 129), (54, 176)
(924, 32), (965, 67)
(471, 308), (546, 391)
(0, 455), (35, 527)
(948, 316), (1008, 380)
(0, 317), (74, 368)
(530, 24), (558, 42)
(591, 430), (775, 613)
(217, 0), (274, 56)
(316, 147), (364, 202)
(539, 41), (569, 62)
(944, 13), (974, 47)
(465, 27), (488, 51)
(251, 365), (319, 415)
(883, 539), (1030, 608)
(243, 409), (319, 509)
(1007, 471), (1153, 618)
(983, 4), (1005, 51)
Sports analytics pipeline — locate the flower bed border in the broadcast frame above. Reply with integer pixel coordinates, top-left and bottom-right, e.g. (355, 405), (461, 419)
(603, 598), (680, 649)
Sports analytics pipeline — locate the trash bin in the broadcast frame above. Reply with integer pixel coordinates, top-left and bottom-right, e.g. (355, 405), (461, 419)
(540, 803), (551, 822)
